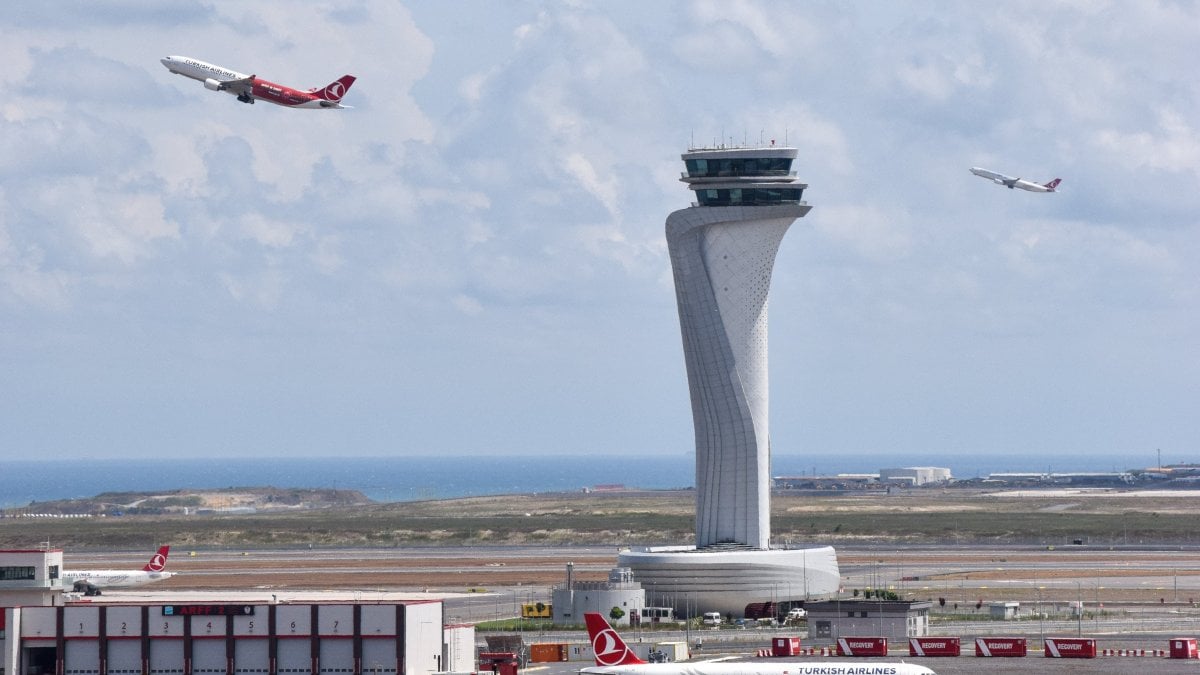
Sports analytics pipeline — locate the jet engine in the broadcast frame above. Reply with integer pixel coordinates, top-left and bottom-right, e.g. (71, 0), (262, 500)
(993, 178), (1005, 185)
(204, 78), (223, 91)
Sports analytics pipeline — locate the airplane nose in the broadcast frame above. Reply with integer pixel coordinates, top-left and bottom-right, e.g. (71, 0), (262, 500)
(160, 57), (173, 68)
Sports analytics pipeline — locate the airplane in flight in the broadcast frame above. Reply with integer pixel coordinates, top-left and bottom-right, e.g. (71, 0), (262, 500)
(582, 613), (935, 675)
(160, 56), (355, 109)
(63, 545), (174, 594)
(970, 167), (1061, 193)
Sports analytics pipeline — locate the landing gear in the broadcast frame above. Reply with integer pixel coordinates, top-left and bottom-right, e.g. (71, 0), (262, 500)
(237, 93), (254, 104)
(73, 580), (102, 596)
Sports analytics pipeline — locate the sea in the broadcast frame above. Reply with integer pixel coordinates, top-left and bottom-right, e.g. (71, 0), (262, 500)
(0, 452), (1157, 509)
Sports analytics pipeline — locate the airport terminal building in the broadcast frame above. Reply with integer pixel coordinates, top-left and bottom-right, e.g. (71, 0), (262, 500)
(1, 550), (469, 675)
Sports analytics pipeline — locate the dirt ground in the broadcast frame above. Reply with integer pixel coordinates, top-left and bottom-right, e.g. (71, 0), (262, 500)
(104, 547), (1200, 606)
(151, 552), (615, 590)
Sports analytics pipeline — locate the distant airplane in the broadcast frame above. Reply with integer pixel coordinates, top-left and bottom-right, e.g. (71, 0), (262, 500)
(581, 613), (936, 675)
(160, 56), (355, 109)
(970, 167), (1061, 193)
(63, 545), (174, 594)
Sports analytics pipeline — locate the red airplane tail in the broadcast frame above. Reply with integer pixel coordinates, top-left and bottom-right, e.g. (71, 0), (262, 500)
(315, 75), (356, 102)
(143, 545), (170, 572)
(584, 613), (645, 666)
(1044, 178), (1062, 190)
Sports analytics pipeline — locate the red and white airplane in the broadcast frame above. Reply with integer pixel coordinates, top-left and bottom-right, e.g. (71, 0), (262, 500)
(582, 613), (935, 675)
(970, 167), (1061, 193)
(63, 545), (175, 594)
(160, 55), (355, 109)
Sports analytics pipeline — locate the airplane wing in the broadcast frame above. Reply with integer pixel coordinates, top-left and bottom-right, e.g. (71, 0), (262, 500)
(971, 167), (1018, 188)
(216, 74), (255, 96)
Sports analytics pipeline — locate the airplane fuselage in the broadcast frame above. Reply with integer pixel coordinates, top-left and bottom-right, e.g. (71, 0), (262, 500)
(160, 56), (352, 109)
(969, 167), (1059, 193)
(62, 570), (174, 588)
(582, 612), (934, 675)
(585, 664), (932, 675)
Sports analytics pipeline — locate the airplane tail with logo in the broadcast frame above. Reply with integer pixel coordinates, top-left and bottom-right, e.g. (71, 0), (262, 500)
(314, 75), (356, 102)
(1044, 178), (1062, 190)
(142, 545), (170, 572)
(584, 613), (645, 666)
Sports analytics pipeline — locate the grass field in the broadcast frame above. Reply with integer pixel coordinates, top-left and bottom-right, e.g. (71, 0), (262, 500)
(4, 488), (1200, 549)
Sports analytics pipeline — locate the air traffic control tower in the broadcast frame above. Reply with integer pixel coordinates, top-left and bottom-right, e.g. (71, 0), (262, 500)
(619, 145), (840, 616)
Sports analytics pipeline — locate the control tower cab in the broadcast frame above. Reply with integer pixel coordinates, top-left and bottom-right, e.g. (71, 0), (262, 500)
(680, 146), (808, 209)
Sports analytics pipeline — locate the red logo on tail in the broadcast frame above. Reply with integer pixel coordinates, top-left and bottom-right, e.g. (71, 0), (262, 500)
(144, 545), (170, 572)
(1044, 178), (1062, 190)
(320, 75), (356, 101)
(584, 613), (645, 666)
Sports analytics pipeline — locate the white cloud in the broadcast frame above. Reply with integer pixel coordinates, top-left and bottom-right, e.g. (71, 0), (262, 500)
(0, 199), (72, 310)
(1095, 108), (1200, 176)
(1, 1), (1199, 462)
(29, 180), (178, 265)
(452, 293), (484, 316)
(240, 213), (303, 249)
(219, 267), (285, 308)
(813, 204), (913, 262)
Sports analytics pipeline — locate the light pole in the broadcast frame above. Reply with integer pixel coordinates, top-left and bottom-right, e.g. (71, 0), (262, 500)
(1037, 586), (1044, 646)
(1076, 582), (1082, 637)
(685, 591), (691, 646)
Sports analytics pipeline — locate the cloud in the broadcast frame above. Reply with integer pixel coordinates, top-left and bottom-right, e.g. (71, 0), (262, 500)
(0, 195), (73, 310)
(1095, 108), (1200, 176)
(2, 1), (1199, 461)
(813, 205), (913, 262)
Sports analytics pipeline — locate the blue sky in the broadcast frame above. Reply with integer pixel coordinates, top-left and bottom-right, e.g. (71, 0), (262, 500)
(1, 1), (1196, 463)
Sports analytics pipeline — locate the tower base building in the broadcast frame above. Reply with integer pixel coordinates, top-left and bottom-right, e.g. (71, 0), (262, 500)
(618, 545), (839, 618)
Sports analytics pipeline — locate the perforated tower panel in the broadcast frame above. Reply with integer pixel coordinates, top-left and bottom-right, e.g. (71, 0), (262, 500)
(667, 147), (811, 549)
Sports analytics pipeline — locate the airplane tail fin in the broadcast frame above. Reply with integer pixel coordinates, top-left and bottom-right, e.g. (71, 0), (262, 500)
(143, 546), (170, 572)
(314, 75), (356, 102)
(1044, 178), (1062, 190)
(584, 613), (645, 666)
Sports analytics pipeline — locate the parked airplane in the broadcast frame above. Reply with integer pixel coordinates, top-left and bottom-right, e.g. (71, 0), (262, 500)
(582, 613), (935, 675)
(970, 167), (1061, 193)
(160, 56), (355, 109)
(63, 546), (174, 594)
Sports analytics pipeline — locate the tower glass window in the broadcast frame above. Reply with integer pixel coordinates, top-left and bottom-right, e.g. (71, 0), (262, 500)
(695, 188), (804, 206)
(0, 566), (35, 581)
(684, 157), (794, 178)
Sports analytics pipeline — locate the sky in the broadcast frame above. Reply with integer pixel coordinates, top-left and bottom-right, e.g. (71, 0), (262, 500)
(1, 1), (1197, 463)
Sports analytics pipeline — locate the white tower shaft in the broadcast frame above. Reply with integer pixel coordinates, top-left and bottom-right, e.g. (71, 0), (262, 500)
(666, 147), (811, 549)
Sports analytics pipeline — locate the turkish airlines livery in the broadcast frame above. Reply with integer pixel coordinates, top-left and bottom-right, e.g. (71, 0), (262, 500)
(63, 545), (174, 592)
(582, 613), (935, 675)
(160, 56), (355, 109)
(970, 167), (1061, 193)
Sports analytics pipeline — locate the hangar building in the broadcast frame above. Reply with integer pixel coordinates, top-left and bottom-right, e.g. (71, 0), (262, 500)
(1, 549), (470, 675)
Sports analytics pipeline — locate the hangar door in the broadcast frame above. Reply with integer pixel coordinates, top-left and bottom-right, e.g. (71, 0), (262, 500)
(149, 639), (185, 675)
(234, 640), (269, 674)
(192, 639), (227, 675)
(23, 645), (58, 675)
(106, 639), (143, 675)
(361, 639), (397, 675)
(65, 640), (100, 675)
(277, 638), (311, 675)
(318, 639), (353, 674)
